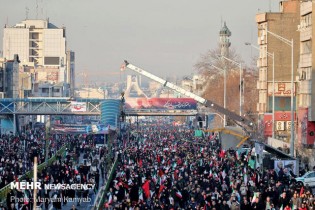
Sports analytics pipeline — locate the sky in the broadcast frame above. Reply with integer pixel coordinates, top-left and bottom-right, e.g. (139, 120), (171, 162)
(0, 0), (281, 84)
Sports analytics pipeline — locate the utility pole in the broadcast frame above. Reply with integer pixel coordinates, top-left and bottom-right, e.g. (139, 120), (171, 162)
(33, 156), (38, 210)
(45, 115), (50, 164)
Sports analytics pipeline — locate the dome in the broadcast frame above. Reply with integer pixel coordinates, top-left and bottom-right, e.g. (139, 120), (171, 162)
(219, 22), (231, 36)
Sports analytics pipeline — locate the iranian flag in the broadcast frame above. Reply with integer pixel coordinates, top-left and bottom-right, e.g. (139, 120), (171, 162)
(236, 150), (240, 160)
(175, 191), (183, 199)
(139, 189), (143, 201)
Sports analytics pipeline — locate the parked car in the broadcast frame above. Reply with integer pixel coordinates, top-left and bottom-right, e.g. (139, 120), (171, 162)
(295, 171), (315, 187)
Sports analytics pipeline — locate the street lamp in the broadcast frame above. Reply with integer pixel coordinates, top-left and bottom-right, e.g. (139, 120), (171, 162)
(245, 42), (275, 139)
(208, 64), (226, 127)
(260, 27), (295, 156)
(217, 55), (243, 117)
(207, 112), (224, 128)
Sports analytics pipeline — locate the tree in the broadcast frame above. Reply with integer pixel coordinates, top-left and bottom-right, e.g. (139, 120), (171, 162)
(194, 46), (258, 127)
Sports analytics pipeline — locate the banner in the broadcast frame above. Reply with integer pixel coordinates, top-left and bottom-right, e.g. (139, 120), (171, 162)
(51, 124), (91, 134)
(71, 102), (87, 112)
(125, 98), (197, 110)
(274, 160), (297, 175)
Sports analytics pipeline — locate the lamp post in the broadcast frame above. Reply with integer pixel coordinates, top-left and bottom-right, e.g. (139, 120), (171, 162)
(208, 64), (226, 127)
(245, 42), (275, 139)
(217, 55), (243, 117)
(207, 112), (224, 128)
(260, 28), (294, 156)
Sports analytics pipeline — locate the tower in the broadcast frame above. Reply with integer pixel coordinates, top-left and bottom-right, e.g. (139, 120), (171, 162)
(219, 22), (231, 57)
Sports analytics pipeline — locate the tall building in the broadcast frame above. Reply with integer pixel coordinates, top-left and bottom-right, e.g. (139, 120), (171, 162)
(256, 0), (300, 141)
(297, 1), (315, 146)
(66, 50), (75, 97)
(3, 19), (66, 66)
(2, 19), (75, 97)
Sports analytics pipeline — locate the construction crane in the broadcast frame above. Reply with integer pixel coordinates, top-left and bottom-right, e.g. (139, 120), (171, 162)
(123, 60), (255, 138)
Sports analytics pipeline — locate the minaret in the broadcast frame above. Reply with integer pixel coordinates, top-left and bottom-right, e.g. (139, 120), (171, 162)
(219, 22), (231, 57)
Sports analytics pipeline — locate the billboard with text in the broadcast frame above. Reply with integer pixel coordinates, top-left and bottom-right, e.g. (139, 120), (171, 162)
(125, 98), (197, 110)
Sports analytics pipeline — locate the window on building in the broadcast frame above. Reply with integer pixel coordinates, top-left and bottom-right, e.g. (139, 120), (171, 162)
(44, 57), (59, 65)
(301, 40), (312, 54)
(41, 88), (49, 93)
(301, 13), (312, 28)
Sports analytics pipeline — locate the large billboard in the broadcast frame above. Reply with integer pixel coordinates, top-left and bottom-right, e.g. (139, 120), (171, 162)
(125, 98), (197, 110)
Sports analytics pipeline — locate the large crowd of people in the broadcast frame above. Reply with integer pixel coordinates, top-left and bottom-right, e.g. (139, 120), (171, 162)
(1, 129), (109, 210)
(103, 123), (315, 210)
(1, 120), (315, 210)
(0, 128), (60, 190)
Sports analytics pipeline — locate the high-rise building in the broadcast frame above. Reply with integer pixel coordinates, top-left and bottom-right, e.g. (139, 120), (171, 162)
(66, 50), (75, 97)
(3, 19), (66, 67)
(256, 0), (300, 140)
(2, 19), (75, 97)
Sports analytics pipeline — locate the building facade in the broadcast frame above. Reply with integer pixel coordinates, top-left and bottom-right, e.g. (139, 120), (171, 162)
(256, 0), (300, 141)
(297, 1), (315, 146)
(2, 19), (75, 98)
(3, 19), (66, 67)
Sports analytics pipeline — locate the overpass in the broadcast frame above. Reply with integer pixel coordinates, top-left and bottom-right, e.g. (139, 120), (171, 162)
(0, 98), (197, 116)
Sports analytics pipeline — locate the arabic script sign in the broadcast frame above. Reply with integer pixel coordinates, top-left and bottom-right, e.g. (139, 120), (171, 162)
(267, 82), (296, 96)
(125, 98), (197, 110)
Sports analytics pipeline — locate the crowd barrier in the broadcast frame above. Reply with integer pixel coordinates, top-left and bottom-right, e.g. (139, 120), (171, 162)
(92, 155), (118, 210)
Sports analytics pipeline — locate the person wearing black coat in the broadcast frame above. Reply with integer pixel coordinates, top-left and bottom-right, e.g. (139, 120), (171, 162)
(240, 197), (251, 210)
(51, 190), (62, 210)
(129, 183), (139, 203)
(278, 192), (290, 209)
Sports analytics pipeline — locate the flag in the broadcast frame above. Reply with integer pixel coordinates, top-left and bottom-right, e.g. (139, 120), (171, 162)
(199, 159), (203, 166)
(108, 193), (113, 204)
(236, 150), (240, 160)
(209, 169), (212, 178)
(175, 191), (183, 199)
(158, 169), (164, 177)
(23, 191), (29, 205)
(139, 189), (143, 201)
(158, 185), (165, 198)
(219, 150), (225, 158)
(172, 162), (177, 170)
(120, 64), (126, 71)
(142, 180), (151, 199)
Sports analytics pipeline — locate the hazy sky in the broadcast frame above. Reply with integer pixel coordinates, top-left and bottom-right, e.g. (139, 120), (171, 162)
(0, 0), (281, 84)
